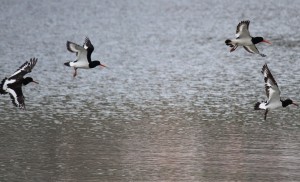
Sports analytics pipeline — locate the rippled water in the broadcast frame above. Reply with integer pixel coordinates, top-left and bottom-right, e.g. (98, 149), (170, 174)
(1, 0), (300, 181)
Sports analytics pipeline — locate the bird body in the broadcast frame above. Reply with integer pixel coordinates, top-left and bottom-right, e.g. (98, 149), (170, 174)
(225, 20), (271, 57)
(65, 37), (106, 77)
(0, 58), (38, 109)
(254, 64), (298, 120)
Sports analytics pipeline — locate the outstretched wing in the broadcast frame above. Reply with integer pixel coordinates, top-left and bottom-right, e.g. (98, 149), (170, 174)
(83, 37), (94, 63)
(243, 45), (266, 57)
(66, 41), (85, 53)
(83, 37), (94, 52)
(9, 58), (38, 79)
(243, 45), (259, 54)
(261, 64), (281, 104)
(7, 87), (25, 109)
(66, 40), (89, 64)
(236, 20), (250, 38)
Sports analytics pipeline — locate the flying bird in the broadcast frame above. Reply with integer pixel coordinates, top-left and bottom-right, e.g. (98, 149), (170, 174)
(65, 37), (106, 77)
(254, 64), (298, 120)
(0, 58), (38, 109)
(225, 20), (271, 57)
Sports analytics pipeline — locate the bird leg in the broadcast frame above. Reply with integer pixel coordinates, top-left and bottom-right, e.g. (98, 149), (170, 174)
(230, 45), (238, 52)
(73, 68), (78, 78)
(259, 53), (266, 57)
(264, 109), (268, 120)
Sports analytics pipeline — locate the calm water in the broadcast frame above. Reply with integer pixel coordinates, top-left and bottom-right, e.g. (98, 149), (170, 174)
(1, 0), (300, 181)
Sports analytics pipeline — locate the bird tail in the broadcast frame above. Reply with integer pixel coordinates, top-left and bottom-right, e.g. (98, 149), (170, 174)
(225, 39), (233, 46)
(225, 39), (238, 52)
(0, 78), (7, 94)
(254, 102), (262, 110)
(64, 62), (71, 67)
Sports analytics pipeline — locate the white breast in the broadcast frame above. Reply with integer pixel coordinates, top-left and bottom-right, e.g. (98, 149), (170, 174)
(266, 100), (282, 110)
(3, 79), (16, 91)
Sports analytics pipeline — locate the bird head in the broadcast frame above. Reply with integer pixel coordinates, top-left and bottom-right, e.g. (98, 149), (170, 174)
(23, 77), (39, 85)
(253, 37), (271, 44)
(91, 61), (107, 69)
(282, 98), (298, 107)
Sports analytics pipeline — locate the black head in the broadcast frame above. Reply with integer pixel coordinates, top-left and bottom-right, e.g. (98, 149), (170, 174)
(252, 37), (271, 44)
(89, 61), (107, 68)
(281, 98), (298, 107)
(23, 77), (39, 85)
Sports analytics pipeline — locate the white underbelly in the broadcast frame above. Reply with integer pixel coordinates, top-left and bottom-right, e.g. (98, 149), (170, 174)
(267, 101), (282, 110)
(70, 61), (89, 69)
(233, 38), (252, 46)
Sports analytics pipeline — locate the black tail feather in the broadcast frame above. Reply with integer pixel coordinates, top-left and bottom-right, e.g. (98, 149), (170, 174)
(64, 62), (70, 67)
(254, 102), (261, 110)
(225, 39), (232, 46)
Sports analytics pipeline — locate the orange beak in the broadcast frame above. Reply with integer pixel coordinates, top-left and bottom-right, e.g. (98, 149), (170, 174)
(262, 39), (271, 44)
(99, 64), (107, 68)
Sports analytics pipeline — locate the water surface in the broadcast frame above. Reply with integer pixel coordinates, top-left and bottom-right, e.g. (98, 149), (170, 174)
(0, 0), (300, 181)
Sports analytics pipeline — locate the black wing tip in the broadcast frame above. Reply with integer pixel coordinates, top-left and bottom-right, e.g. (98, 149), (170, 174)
(29, 57), (38, 66)
(240, 20), (250, 23)
(64, 62), (70, 67)
(29, 57), (38, 61)
(84, 37), (93, 46)
(261, 63), (269, 74)
(238, 20), (250, 25)
(260, 54), (267, 57)
(9, 94), (25, 109)
(236, 20), (250, 33)
(26, 57), (38, 71)
(83, 36), (94, 52)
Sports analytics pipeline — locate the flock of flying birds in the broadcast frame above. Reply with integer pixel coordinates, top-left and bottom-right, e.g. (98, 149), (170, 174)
(0, 20), (298, 120)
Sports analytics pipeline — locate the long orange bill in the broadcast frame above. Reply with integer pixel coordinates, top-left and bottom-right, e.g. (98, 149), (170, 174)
(262, 39), (271, 44)
(100, 64), (107, 68)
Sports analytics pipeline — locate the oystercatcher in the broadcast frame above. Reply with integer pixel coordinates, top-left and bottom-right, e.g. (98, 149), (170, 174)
(225, 20), (271, 57)
(254, 64), (298, 120)
(65, 37), (106, 77)
(0, 58), (38, 109)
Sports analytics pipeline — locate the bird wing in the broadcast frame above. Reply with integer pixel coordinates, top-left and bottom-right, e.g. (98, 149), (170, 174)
(66, 41), (89, 64)
(83, 37), (94, 63)
(243, 45), (260, 54)
(236, 20), (251, 38)
(83, 37), (94, 53)
(9, 58), (38, 79)
(261, 64), (281, 104)
(7, 87), (25, 109)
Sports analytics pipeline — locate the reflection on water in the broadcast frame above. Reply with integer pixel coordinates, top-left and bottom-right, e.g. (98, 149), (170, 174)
(1, 0), (300, 181)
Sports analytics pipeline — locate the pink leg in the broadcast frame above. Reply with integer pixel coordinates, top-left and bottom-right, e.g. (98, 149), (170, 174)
(73, 68), (77, 77)
(230, 45), (238, 52)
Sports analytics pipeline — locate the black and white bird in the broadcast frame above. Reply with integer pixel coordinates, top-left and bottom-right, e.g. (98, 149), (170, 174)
(254, 64), (298, 120)
(225, 20), (271, 57)
(65, 37), (106, 77)
(0, 58), (38, 109)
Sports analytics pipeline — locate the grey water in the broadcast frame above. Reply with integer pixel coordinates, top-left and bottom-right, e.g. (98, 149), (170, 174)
(1, 0), (300, 181)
